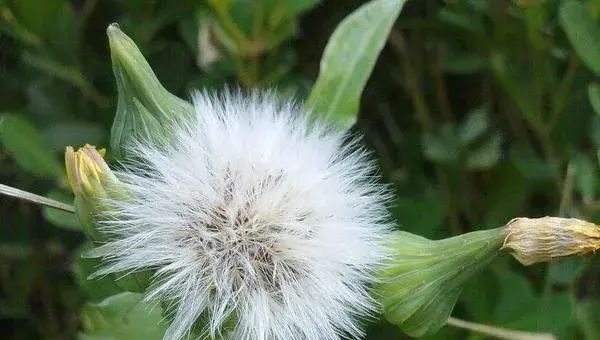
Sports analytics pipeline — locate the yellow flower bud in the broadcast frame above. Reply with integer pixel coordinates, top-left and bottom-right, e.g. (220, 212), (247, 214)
(502, 217), (600, 265)
(65, 144), (114, 200)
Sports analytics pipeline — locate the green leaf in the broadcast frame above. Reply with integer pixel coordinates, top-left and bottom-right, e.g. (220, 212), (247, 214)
(465, 133), (502, 171)
(42, 190), (81, 231)
(0, 114), (64, 179)
(306, 0), (408, 130)
(559, 0), (600, 76)
(588, 83), (600, 116)
(79, 292), (166, 340)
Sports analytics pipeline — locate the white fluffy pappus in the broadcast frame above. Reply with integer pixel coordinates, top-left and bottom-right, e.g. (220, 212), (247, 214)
(91, 90), (392, 340)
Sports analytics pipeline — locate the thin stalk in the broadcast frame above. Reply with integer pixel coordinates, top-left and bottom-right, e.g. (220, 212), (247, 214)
(447, 317), (556, 340)
(0, 184), (75, 213)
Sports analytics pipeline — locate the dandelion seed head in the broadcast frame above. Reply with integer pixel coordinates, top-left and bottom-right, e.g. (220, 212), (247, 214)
(92, 90), (391, 340)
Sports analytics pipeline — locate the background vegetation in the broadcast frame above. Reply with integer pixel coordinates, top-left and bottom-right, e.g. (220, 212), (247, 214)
(1, 0), (600, 339)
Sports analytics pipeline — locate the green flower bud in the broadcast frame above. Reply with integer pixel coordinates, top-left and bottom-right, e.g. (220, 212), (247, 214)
(378, 228), (507, 337)
(65, 144), (150, 292)
(107, 23), (194, 157)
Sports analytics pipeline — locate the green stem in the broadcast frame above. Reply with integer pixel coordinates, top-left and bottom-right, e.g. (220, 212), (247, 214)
(447, 317), (556, 340)
(0, 184), (75, 213)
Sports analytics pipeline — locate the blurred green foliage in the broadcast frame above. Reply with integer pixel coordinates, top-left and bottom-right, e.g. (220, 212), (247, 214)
(1, 0), (600, 339)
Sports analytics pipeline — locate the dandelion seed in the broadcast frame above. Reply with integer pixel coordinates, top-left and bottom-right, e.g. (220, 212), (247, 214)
(88, 90), (391, 340)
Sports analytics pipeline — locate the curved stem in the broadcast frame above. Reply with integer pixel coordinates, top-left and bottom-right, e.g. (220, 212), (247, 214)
(447, 317), (556, 340)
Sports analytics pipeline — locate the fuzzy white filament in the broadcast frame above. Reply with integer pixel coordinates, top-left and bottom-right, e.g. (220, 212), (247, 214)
(91, 90), (391, 340)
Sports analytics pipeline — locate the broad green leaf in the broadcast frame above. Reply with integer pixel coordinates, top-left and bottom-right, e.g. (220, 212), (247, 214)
(42, 190), (81, 231)
(0, 114), (64, 179)
(560, 0), (600, 76)
(588, 83), (600, 115)
(79, 292), (166, 340)
(306, 0), (408, 130)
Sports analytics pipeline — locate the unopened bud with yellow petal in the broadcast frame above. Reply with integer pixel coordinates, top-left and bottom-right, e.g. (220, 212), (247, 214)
(65, 144), (115, 200)
(65, 144), (118, 240)
(65, 144), (148, 291)
(502, 216), (600, 266)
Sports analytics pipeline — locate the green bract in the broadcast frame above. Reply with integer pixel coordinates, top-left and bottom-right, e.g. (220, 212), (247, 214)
(107, 23), (195, 157)
(378, 228), (507, 337)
